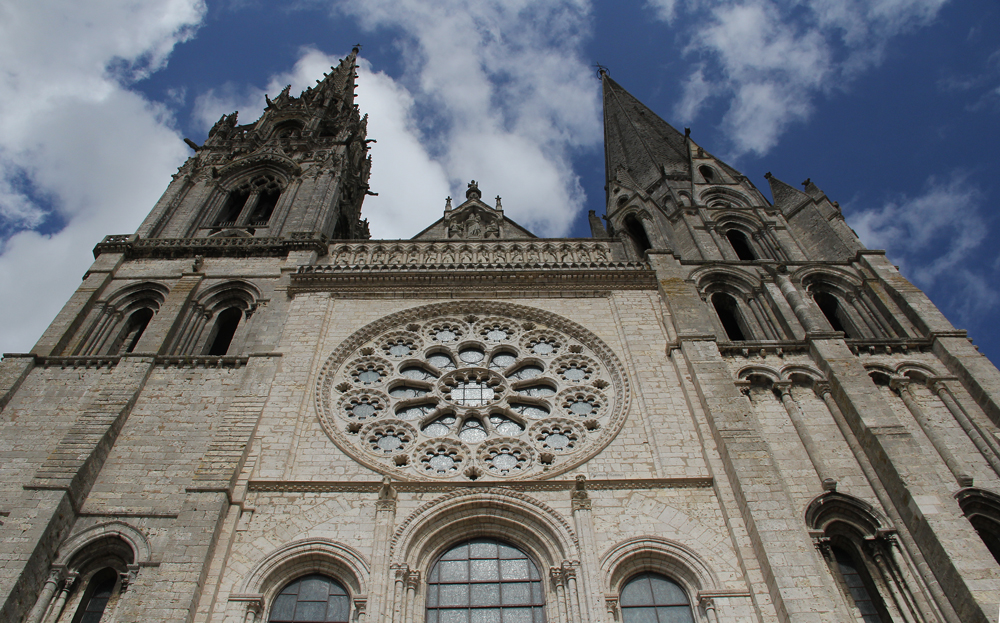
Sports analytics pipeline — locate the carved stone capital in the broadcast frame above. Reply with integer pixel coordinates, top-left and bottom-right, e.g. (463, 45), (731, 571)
(812, 381), (832, 398)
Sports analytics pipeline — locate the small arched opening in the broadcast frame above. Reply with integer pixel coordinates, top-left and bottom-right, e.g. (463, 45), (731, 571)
(623, 215), (652, 256)
(956, 488), (1000, 565)
(699, 165), (717, 183)
(111, 308), (154, 355)
(215, 188), (250, 226)
(74, 568), (119, 623)
(813, 291), (857, 338)
(250, 188), (280, 224)
(725, 230), (756, 260)
(205, 307), (243, 356)
(712, 293), (746, 341)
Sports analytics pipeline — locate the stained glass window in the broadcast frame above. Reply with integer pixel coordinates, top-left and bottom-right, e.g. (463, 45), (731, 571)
(426, 539), (545, 623)
(269, 574), (350, 623)
(619, 573), (693, 623)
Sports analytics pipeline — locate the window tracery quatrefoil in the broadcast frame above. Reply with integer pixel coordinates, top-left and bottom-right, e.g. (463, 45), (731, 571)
(317, 305), (629, 480)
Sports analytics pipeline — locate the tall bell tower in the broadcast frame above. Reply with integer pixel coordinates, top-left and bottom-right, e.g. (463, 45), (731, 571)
(138, 47), (372, 242)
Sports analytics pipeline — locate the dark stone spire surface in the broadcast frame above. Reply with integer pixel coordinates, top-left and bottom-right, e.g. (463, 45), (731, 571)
(602, 72), (690, 193)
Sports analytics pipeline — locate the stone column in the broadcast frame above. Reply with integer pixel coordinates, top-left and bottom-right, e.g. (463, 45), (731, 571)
(562, 562), (582, 623)
(891, 377), (973, 487)
(773, 270), (826, 333)
(550, 568), (568, 623)
(930, 379), (1000, 476)
(24, 569), (61, 623)
(699, 595), (720, 623)
(403, 570), (420, 623)
(604, 595), (619, 622)
(42, 575), (75, 623)
(243, 599), (262, 623)
(569, 476), (597, 621)
(390, 564), (407, 623)
(352, 597), (367, 622)
(370, 479), (397, 621)
(772, 381), (836, 489)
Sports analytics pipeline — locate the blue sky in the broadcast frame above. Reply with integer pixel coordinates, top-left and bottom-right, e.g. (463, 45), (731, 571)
(0, 0), (998, 363)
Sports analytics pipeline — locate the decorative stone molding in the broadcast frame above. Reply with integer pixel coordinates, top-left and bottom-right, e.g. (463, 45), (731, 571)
(600, 536), (721, 597)
(54, 520), (154, 569)
(390, 488), (579, 566)
(246, 476), (714, 493)
(319, 240), (615, 267)
(237, 538), (370, 599)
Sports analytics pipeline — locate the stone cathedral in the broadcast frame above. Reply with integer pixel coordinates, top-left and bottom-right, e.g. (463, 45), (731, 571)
(2, 46), (1000, 623)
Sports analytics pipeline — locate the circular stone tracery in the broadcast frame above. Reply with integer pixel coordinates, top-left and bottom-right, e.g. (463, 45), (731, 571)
(316, 302), (629, 481)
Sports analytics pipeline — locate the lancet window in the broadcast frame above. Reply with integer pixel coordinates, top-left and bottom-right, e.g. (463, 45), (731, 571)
(712, 292), (747, 341)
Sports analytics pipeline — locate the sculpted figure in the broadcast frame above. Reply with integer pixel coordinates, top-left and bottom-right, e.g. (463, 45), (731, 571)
(465, 213), (483, 238)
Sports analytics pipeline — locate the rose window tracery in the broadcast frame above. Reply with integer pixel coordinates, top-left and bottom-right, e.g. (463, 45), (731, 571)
(317, 304), (629, 480)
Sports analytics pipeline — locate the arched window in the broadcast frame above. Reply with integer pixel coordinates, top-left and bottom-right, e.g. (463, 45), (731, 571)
(251, 188), (280, 224)
(205, 307), (242, 356)
(426, 538), (545, 622)
(215, 188), (250, 226)
(699, 165), (716, 183)
(712, 293), (747, 341)
(725, 230), (756, 260)
(956, 488), (1000, 565)
(813, 291), (857, 338)
(619, 572), (694, 622)
(111, 308), (154, 354)
(623, 215), (652, 256)
(74, 568), (118, 623)
(828, 544), (889, 623)
(268, 574), (350, 623)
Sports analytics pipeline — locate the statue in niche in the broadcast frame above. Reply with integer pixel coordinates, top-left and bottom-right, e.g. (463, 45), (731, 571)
(465, 213), (483, 238)
(441, 246), (456, 264)
(484, 217), (499, 238)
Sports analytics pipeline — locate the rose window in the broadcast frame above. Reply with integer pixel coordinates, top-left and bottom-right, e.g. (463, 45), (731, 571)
(317, 305), (629, 480)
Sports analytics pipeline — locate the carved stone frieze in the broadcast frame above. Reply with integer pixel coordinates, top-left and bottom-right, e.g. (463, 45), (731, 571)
(319, 240), (615, 267)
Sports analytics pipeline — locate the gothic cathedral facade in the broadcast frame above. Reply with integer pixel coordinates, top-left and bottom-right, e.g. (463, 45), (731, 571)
(2, 48), (999, 623)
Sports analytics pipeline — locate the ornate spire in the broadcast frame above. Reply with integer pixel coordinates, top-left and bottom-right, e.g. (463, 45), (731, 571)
(602, 73), (689, 193)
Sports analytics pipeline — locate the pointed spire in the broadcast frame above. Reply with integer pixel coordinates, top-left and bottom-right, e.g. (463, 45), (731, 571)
(765, 172), (810, 213)
(602, 73), (689, 193)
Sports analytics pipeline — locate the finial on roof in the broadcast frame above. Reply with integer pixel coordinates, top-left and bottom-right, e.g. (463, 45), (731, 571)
(445, 196), (452, 210)
(802, 178), (811, 187)
(466, 180), (481, 200)
(684, 127), (691, 137)
(353, 44), (362, 54)
(495, 195), (502, 210)
(764, 171), (772, 180)
(594, 63), (609, 78)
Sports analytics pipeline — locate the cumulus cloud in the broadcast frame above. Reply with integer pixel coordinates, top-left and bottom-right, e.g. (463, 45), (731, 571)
(665, 0), (950, 156)
(848, 173), (999, 323)
(336, 0), (601, 237)
(0, 1), (206, 352)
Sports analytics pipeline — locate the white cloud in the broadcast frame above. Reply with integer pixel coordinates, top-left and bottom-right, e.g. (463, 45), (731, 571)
(664, 0), (950, 156)
(0, 0), (206, 353)
(336, 0), (601, 237)
(849, 173), (988, 286)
